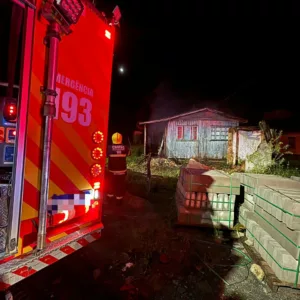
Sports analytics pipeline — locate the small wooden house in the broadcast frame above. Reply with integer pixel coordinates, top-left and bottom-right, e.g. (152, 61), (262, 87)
(139, 108), (247, 159)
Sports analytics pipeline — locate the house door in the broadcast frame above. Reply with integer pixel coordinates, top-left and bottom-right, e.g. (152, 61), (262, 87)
(197, 121), (209, 158)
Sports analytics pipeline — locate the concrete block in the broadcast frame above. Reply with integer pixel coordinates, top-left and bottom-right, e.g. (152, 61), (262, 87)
(233, 173), (277, 195)
(260, 232), (273, 262)
(232, 172), (244, 182)
(246, 218), (259, 243)
(238, 216), (245, 226)
(179, 168), (240, 195)
(176, 181), (236, 211)
(243, 195), (255, 211)
(254, 186), (300, 230)
(245, 192), (255, 204)
(273, 245), (299, 284)
(253, 224), (261, 252)
(254, 204), (300, 260)
(265, 239), (277, 270)
(176, 203), (234, 228)
(239, 205), (254, 227)
(246, 216), (300, 285)
(243, 173), (300, 195)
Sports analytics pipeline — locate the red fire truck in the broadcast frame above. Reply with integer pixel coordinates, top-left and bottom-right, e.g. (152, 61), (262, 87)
(0, 0), (119, 295)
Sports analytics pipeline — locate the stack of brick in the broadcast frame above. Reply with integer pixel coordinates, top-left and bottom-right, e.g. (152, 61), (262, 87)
(176, 163), (240, 228)
(233, 173), (255, 226)
(236, 173), (300, 285)
(234, 173), (299, 227)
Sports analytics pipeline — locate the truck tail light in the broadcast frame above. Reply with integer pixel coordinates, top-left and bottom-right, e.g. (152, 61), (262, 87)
(92, 131), (104, 144)
(91, 147), (103, 160)
(90, 164), (102, 177)
(3, 102), (17, 122)
(93, 190), (100, 200)
(94, 182), (100, 189)
(90, 130), (103, 200)
(92, 181), (100, 200)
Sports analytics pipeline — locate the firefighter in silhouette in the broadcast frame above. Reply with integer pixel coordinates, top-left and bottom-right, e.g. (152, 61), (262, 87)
(106, 132), (131, 203)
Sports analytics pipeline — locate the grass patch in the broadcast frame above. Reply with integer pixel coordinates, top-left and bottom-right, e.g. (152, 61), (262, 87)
(248, 163), (300, 178)
(126, 146), (186, 196)
(126, 145), (300, 202)
(127, 156), (184, 180)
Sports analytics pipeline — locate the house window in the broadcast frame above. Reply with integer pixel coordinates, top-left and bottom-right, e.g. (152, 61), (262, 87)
(184, 126), (191, 140)
(177, 126), (183, 140)
(288, 137), (296, 149)
(177, 125), (198, 140)
(191, 126), (198, 140)
(211, 126), (229, 141)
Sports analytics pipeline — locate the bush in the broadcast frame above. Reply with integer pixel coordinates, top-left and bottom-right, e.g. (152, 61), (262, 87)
(130, 145), (144, 157)
(246, 127), (293, 173)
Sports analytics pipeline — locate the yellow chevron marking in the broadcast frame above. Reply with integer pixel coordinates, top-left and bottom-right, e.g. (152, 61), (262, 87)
(48, 232), (67, 242)
(79, 221), (92, 229)
(21, 202), (38, 221)
(24, 158), (64, 195)
(30, 73), (92, 166)
(27, 115), (91, 191)
(23, 245), (33, 254)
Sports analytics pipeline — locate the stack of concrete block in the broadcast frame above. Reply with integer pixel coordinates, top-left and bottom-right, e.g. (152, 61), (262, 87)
(246, 217), (300, 285)
(238, 174), (300, 285)
(233, 173), (255, 226)
(234, 173), (300, 227)
(176, 166), (240, 228)
(254, 186), (300, 230)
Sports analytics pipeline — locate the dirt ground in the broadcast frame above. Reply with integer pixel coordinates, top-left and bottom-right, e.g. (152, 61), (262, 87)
(9, 194), (299, 300)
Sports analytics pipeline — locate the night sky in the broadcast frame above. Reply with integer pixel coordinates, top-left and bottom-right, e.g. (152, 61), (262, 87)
(101, 0), (300, 138)
(1, 1), (300, 140)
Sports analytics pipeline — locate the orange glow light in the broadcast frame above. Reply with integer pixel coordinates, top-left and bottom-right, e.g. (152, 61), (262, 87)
(90, 164), (102, 177)
(92, 147), (103, 160)
(92, 200), (99, 208)
(92, 131), (104, 144)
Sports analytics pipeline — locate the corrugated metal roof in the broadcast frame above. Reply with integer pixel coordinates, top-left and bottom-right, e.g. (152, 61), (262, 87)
(139, 108), (248, 125)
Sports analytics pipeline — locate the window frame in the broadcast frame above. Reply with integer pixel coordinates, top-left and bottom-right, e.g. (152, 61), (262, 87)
(177, 125), (183, 140)
(210, 126), (230, 141)
(176, 125), (198, 141)
(191, 125), (198, 140)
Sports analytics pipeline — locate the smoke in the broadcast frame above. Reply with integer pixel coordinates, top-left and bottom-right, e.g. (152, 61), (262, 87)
(148, 80), (182, 121)
(147, 80), (225, 122)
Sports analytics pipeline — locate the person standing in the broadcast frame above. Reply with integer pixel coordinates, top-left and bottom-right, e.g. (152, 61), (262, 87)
(106, 132), (131, 204)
